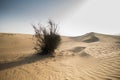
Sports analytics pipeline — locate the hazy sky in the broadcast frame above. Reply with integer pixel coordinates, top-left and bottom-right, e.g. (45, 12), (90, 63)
(0, 0), (120, 36)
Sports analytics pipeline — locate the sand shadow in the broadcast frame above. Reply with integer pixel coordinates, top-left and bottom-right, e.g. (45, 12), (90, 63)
(69, 47), (86, 53)
(0, 54), (54, 71)
(116, 41), (120, 44)
(79, 51), (91, 57)
(82, 35), (99, 43)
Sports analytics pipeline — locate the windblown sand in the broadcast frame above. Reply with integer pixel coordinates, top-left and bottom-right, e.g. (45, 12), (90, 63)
(0, 32), (120, 80)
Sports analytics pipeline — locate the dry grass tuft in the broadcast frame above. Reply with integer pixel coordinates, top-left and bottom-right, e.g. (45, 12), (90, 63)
(33, 20), (61, 56)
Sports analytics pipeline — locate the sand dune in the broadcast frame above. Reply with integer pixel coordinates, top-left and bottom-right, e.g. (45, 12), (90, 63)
(0, 32), (120, 80)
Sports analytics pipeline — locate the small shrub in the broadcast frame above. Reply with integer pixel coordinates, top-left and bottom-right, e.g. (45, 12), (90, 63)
(33, 20), (61, 55)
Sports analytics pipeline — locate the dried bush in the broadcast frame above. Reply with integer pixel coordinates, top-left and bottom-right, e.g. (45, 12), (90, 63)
(33, 20), (61, 55)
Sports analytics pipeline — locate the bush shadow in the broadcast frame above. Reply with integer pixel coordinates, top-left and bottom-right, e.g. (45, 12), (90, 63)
(0, 54), (54, 71)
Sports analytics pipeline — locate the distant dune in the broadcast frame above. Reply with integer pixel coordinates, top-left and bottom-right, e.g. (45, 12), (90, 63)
(0, 32), (120, 80)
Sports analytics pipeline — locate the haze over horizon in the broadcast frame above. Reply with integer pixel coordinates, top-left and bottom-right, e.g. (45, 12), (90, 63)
(0, 0), (120, 36)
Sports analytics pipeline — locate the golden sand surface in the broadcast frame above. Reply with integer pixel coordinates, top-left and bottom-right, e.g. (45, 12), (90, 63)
(0, 32), (120, 80)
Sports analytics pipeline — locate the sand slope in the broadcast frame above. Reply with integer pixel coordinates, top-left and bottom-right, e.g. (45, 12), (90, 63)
(0, 32), (120, 80)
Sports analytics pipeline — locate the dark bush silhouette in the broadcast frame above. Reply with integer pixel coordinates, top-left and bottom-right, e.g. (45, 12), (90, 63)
(33, 20), (61, 55)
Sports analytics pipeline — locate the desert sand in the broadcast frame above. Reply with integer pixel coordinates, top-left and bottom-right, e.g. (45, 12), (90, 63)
(0, 32), (120, 80)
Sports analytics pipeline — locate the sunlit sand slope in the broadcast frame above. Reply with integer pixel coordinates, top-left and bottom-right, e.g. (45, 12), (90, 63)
(0, 32), (120, 80)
